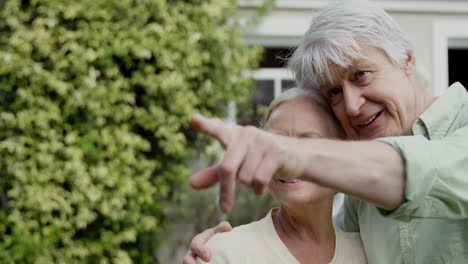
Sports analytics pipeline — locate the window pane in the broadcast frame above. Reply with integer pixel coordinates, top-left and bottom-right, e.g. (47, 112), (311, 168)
(448, 49), (468, 90)
(260, 47), (295, 68)
(237, 80), (274, 126)
(281, 80), (296, 92)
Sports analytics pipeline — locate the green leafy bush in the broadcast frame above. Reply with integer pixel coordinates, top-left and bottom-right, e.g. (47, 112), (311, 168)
(0, 0), (263, 263)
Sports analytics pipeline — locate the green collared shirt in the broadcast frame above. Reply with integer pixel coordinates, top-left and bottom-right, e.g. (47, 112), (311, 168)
(335, 83), (468, 263)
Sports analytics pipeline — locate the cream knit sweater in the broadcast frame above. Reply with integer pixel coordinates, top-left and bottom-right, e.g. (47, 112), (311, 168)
(197, 208), (367, 264)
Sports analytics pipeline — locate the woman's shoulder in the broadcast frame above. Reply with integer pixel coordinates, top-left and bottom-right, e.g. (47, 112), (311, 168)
(198, 211), (287, 264)
(196, 224), (260, 264)
(206, 215), (268, 249)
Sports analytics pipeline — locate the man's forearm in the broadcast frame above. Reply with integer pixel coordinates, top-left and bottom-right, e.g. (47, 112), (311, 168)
(295, 139), (406, 210)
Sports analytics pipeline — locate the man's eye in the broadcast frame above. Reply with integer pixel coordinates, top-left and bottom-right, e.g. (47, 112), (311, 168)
(327, 88), (343, 105)
(355, 71), (369, 79)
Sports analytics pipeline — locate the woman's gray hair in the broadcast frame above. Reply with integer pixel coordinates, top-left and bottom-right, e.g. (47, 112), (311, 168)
(288, 0), (428, 92)
(263, 87), (329, 125)
(263, 87), (346, 139)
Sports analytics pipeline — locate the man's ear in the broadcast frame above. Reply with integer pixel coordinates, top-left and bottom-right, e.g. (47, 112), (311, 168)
(403, 52), (416, 76)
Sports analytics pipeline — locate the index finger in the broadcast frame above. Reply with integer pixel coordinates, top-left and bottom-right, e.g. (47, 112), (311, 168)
(219, 171), (235, 213)
(191, 114), (231, 148)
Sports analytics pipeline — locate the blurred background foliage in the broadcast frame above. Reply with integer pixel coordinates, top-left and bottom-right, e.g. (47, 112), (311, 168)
(0, 0), (274, 263)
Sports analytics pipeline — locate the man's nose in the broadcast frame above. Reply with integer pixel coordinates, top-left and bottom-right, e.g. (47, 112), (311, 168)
(343, 84), (365, 117)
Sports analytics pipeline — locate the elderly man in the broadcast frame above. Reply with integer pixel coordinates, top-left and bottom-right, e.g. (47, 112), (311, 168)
(185, 1), (468, 263)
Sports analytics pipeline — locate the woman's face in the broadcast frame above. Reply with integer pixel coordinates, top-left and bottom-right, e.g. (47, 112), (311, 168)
(265, 96), (338, 207)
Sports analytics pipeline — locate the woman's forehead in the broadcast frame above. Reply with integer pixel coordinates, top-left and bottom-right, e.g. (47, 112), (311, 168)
(266, 99), (330, 127)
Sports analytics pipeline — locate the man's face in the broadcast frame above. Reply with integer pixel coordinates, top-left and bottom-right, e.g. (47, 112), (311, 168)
(320, 47), (420, 140)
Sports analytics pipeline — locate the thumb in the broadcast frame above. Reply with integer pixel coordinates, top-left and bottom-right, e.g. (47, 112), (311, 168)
(214, 221), (232, 233)
(189, 221), (233, 262)
(190, 166), (219, 189)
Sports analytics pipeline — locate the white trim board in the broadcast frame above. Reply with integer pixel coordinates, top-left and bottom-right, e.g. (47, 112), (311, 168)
(243, 35), (302, 47)
(252, 68), (293, 80)
(432, 20), (468, 96)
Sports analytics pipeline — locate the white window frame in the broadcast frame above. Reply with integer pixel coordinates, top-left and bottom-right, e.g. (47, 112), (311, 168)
(229, 68), (293, 124)
(253, 68), (294, 99)
(433, 20), (468, 95)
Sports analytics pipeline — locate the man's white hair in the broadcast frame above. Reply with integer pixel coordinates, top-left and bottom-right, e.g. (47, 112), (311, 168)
(288, 0), (428, 92)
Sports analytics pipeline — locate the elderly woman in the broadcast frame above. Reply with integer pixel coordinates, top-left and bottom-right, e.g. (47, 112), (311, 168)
(187, 0), (468, 263)
(197, 88), (366, 264)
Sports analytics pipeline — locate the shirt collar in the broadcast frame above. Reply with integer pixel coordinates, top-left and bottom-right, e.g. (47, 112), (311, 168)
(414, 82), (468, 139)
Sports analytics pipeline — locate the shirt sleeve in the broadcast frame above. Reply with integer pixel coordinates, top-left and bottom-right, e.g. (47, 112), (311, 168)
(334, 195), (360, 232)
(376, 124), (468, 221)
